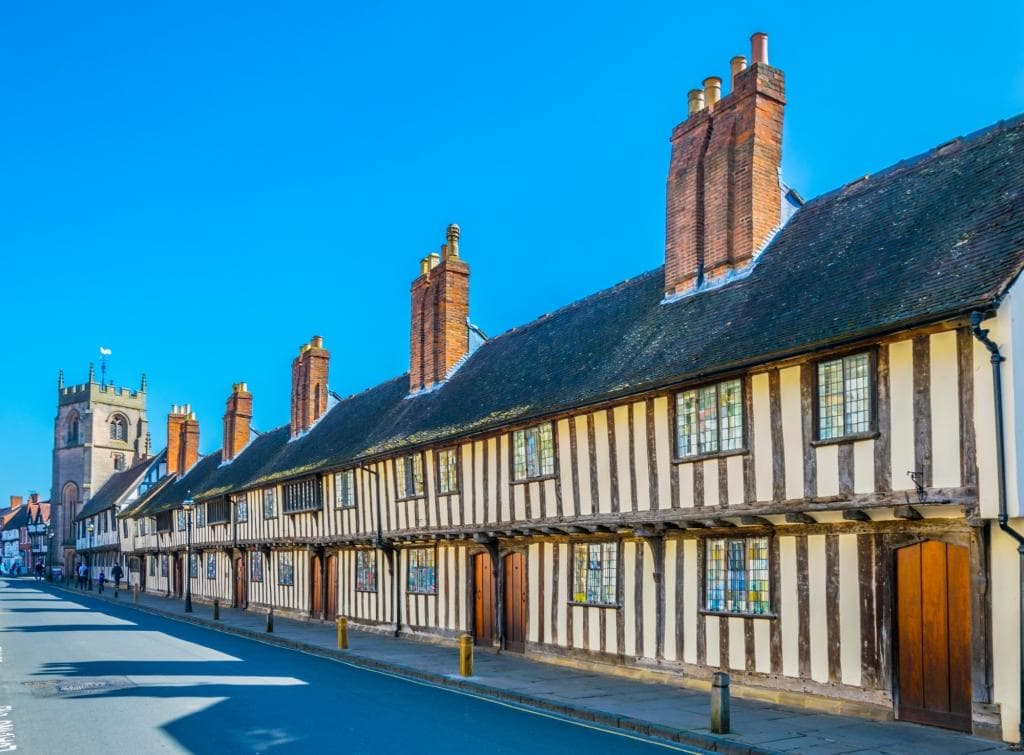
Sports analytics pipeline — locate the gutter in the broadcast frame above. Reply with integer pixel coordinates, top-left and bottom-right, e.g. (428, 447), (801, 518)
(970, 311), (1024, 745)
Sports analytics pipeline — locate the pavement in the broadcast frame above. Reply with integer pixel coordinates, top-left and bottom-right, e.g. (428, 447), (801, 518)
(7, 578), (1014, 754)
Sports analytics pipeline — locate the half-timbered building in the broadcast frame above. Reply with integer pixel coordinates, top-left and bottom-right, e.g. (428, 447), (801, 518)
(118, 34), (1024, 742)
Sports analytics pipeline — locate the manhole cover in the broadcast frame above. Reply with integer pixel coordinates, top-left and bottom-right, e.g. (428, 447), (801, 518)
(24, 678), (134, 697)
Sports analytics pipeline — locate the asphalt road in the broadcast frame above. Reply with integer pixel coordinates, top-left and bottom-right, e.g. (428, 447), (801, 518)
(0, 578), (707, 754)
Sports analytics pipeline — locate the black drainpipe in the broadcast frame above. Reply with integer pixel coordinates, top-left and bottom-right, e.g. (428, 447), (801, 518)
(971, 311), (1024, 745)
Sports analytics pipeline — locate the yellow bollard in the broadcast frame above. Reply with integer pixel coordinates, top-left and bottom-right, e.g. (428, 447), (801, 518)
(459, 633), (474, 677)
(337, 616), (348, 649)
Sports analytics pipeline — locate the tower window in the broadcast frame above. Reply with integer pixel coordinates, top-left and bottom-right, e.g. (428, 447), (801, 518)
(66, 413), (80, 446)
(112, 453), (126, 471)
(110, 415), (128, 441)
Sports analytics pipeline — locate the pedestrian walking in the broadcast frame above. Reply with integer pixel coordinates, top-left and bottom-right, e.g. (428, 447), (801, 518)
(112, 563), (123, 591)
(97, 569), (106, 594)
(78, 562), (87, 589)
(34, 561), (43, 581)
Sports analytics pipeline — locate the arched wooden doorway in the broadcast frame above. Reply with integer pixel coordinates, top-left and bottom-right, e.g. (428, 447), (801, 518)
(173, 555), (183, 598)
(896, 540), (972, 731)
(503, 552), (526, 653)
(473, 553), (496, 645)
(311, 553), (323, 618)
(234, 556), (246, 609)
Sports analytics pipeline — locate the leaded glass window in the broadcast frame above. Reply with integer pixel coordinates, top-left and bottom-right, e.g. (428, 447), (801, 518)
(235, 495), (248, 523)
(818, 353), (872, 440)
(250, 551), (263, 582)
(407, 548), (436, 594)
(148, 556), (155, 576)
(177, 510), (186, 531)
(395, 454), (424, 499)
(207, 553), (216, 579)
(195, 504), (206, 528)
(161, 555), (168, 577)
(676, 379), (743, 458)
(512, 423), (555, 480)
(436, 448), (459, 494)
(279, 553), (294, 586)
(189, 553), (198, 579)
(572, 542), (618, 605)
(335, 469), (356, 508)
(356, 551), (377, 592)
(263, 488), (277, 519)
(705, 536), (770, 614)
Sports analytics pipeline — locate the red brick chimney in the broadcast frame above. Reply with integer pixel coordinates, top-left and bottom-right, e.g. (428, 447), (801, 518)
(166, 405), (200, 475)
(222, 383), (253, 462)
(290, 337), (330, 438)
(664, 32), (785, 296)
(9, 495), (22, 510)
(166, 406), (186, 475)
(409, 224), (470, 393)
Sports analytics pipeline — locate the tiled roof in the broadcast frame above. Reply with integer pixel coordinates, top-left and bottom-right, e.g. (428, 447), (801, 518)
(133, 113), (1024, 512)
(76, 452), (165, 521)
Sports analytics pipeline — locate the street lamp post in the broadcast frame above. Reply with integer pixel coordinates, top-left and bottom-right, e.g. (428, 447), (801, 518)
(183, 495), (194, 613)
(85, 521), (95, 590)
(46, 525), (54, 582)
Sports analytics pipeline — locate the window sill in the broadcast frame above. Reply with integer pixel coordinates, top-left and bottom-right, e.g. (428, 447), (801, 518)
(568, 601), (620, 609)
(699, 609), (777, 620)
(408, 591), (438, 597)
(809, 431), (879, 448)
(511, 473), (557, 486)
(673, 448), (749, 465)
(394, 494), (426, 503)
(283, 507), (321, 516)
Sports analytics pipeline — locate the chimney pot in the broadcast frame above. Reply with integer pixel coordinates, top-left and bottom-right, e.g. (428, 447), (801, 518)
(420, 257), (430, 275)
(428, 252), (441, 270)
(730, 56), (747, 86)
(446, 223), (461, 258)
(687, 89), (705, 115)
(751, 32), (768, 65)
(703, 76), (722, 109)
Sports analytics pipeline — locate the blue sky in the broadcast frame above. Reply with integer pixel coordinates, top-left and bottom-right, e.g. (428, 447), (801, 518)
(1, 1), (1022, 499)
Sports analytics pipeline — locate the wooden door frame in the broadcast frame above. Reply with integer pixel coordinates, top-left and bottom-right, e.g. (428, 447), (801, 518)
(468, 547), (498, 647)
(325, 551), (338, 620)
(233, 553), (247, 610)
(889, 531), (986, 731)
(501, 546), (529, 653)
(310, 548), (326, 621)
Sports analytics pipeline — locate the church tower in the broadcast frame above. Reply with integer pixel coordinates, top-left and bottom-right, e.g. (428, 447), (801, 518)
(49, 364), (149, 571)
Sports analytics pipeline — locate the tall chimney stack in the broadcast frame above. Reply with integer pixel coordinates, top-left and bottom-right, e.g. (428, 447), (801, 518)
(290, 337), (330, 438)
(664, 32), (785, 296)
(166, 405), (186, 475)
(222, 383), (253, 462)
(9, 495), (22, 510)
(166, 405), (200, 475)
(409, 224), (470, 394)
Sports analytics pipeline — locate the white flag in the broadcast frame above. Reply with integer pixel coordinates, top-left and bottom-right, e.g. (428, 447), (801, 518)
(99, 347), (112, 356)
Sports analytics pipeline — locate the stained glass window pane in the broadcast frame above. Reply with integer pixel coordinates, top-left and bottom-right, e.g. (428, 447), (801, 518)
(719, 380), (743, 451)
(572, 542), (618, 605)
(705, 537), (770, 614)
(356, 551), (377, 592)
(677, 391), (698, 457)
(407, 548), (436, 594)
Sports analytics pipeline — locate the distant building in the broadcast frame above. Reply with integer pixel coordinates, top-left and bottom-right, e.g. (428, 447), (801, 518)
(50, 365), (149, 572)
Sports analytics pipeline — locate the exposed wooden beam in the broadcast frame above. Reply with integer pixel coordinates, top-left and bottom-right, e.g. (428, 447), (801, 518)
(842, 509), (870, 522)
(894, 505), (922, 521)
(784, 512), (816, 524)
(706, 519), (736, 529)
(740, 516), (772, 527)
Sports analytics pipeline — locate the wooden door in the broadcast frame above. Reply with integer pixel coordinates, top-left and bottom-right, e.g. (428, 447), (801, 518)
(173, 556), (183, 597)
(325, 555), (338, 619)
(896, 540), (972, 731)
(234, 557), (246, 609)
(311, 554), (323, 618)
(503, 552), (527, 652)
(473, 554), (496, 645)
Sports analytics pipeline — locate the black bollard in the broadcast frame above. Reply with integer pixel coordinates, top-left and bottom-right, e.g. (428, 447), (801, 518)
(266, 607), (274, 633)
(213, 599), (220, 621)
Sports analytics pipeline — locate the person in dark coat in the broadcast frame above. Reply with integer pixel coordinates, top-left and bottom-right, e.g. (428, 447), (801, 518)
(111, 563), (123, 591)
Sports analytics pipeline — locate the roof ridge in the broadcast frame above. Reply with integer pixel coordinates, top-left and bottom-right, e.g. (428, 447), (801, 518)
(810, 110), (1024, 206)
